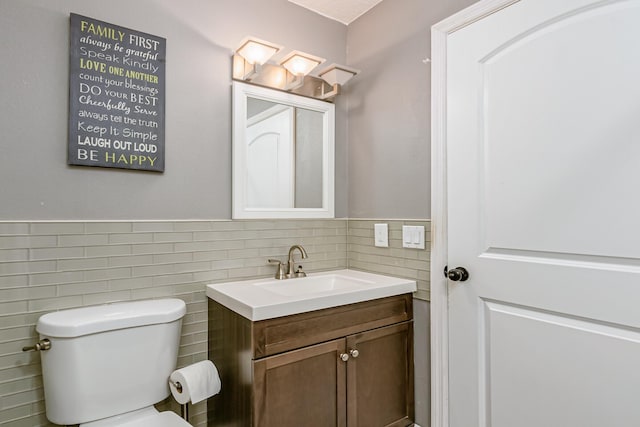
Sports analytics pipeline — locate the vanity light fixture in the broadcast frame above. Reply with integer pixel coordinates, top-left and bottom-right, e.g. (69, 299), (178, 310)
(318, 63), (360, 100)
(235, 36), (282, 81)
(232, 36), (358, 101)
(279, 50), (326, 91)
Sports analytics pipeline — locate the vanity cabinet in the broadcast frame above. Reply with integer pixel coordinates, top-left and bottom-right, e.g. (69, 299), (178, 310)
(207, 293), (414, 427)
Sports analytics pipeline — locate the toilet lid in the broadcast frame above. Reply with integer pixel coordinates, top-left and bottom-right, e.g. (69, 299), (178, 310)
(81, 408), (192, 427)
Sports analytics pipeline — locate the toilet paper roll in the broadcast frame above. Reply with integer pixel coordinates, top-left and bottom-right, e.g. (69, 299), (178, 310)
(169, 360), (221, 405)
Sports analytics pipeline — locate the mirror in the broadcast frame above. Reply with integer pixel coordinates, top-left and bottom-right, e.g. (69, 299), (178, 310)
(232, 81), (335, 218)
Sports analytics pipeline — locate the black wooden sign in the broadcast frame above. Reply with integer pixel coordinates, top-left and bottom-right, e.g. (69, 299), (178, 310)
(68, 13), (166, 172)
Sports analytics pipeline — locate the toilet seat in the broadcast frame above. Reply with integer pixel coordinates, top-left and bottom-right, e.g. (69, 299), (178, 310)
(81, 407), (192, 427)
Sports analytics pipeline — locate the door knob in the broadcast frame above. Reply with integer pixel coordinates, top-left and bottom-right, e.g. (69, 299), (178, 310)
(444, 266), (469, 282)
(349, 349), (359, 358)
(339, 353), (349, 362)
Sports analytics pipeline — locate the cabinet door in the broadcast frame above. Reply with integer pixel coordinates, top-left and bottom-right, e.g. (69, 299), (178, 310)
(253, 338), (347, 427)
(346, 322), (414, 427)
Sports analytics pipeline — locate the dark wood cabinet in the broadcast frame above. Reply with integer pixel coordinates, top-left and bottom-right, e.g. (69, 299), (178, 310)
(208, 294), (414, 427)
(254, 338), (347, 427)
(347, 322), (414, 427)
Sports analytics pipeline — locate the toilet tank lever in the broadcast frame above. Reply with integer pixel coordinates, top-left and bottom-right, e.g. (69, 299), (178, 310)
(22, 338), (51, 352)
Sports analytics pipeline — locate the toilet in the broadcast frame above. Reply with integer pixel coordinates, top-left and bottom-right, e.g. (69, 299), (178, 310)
(35, 298), (193, 426)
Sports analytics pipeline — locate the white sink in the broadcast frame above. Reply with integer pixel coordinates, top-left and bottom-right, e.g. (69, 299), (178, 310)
(206, 269), (416, 321)
(254, 274), (370, 296)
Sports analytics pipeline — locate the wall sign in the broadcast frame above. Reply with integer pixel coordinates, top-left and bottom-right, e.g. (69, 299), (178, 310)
(68, 13), (166, 172)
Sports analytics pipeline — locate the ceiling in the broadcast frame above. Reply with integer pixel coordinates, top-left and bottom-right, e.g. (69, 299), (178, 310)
(288, 0), (385, 25)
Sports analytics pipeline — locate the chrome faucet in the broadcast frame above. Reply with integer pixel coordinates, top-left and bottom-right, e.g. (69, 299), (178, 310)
(287, 245), (308, 278)
(268, 245), (308, 280)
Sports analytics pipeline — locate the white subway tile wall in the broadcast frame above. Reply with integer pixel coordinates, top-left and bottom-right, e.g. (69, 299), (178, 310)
(0, 219), (429, 427)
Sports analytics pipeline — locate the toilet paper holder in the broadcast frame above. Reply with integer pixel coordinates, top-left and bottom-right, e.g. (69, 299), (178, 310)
(168, 360), (221, 422)
(168, 379), (188, 421)
(169, 378), (183, 393)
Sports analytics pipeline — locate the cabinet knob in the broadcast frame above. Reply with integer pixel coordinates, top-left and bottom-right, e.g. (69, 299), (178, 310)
(339, 353), (349, 362)
(349, 349), (359, 358)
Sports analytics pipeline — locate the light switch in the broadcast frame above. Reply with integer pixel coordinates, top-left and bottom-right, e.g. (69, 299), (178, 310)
(402, 225), (425, 249)
(403, 226), (413, 245)
(412, 228), (420, 244)
(374, 223), (389, 247)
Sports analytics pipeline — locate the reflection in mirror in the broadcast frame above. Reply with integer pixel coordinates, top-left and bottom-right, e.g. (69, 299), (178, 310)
(246, 99), (324, 209)
(233, 82), (335, 219)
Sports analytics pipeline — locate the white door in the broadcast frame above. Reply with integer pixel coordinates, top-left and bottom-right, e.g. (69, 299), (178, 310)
(246, 105), (294, 208)
(445, 1), (640, 426)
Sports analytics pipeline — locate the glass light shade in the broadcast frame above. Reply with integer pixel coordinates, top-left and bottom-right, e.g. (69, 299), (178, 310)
(236, 37), (282, 65)
(318, 64), (360, 86)
(280, 51), (325, 76)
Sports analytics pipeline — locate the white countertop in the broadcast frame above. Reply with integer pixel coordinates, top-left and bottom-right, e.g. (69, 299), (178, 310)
(206, 269), (417, 321)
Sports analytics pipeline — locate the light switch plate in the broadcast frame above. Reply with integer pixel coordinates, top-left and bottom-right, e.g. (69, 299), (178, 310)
(402, 225), (425, 249)
(374, 223), (389, 247)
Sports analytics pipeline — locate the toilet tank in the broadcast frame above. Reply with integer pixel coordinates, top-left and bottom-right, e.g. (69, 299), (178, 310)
(36, 298), (186, 426)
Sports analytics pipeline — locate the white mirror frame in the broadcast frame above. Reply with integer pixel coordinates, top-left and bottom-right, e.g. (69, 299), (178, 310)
(232, 81), (335, 219)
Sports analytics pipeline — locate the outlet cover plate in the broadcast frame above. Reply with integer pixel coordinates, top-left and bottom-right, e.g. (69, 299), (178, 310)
(374, 223), (389, 247)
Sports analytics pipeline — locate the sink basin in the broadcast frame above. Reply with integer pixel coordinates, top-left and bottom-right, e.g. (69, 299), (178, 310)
(206, 269), (416, 320)
(254, 273), (370, 296)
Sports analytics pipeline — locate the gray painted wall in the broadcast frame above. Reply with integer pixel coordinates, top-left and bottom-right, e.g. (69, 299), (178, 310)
(0, 0), (477, 221)
(346, 0), (477, 219)
(0, 0), (348, 220)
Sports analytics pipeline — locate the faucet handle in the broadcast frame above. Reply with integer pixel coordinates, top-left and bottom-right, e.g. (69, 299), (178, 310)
(293, 265), (307, 278)
(268, 259), (286, 280)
